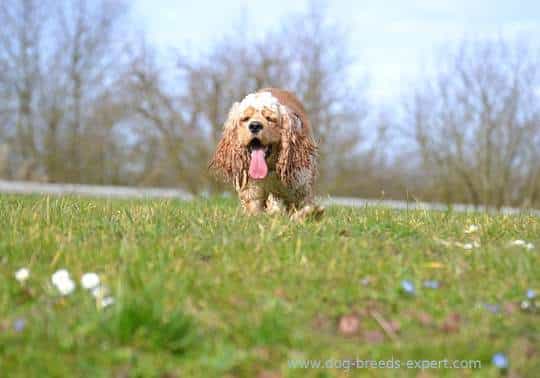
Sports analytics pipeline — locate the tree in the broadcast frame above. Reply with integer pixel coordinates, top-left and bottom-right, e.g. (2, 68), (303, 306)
(407, 39), (540, 208)
(52, 0), (128, 182)
(279, 2), (371, 194)
(0, 0), (130, 183)
(0, 0), (46, 179)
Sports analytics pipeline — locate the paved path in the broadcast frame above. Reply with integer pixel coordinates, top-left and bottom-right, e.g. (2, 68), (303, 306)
(0, 180), (193, 200)
(0, 180), (538, 216)
(324, 196), (539, 216)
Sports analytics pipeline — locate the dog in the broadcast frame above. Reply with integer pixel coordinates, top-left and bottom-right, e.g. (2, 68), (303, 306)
(210, 88), (324, 220)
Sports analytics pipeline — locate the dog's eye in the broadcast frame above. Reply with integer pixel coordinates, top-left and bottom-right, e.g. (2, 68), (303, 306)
(241, 116), (250, 122)
(265, 116), (277, 123)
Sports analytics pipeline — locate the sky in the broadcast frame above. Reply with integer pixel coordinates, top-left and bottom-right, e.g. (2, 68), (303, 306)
(132, 0), (540, 102)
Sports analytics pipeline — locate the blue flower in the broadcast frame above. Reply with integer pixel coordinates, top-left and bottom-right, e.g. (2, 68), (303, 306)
(423, 280), (439, 289)
(492, 352), (508, 369)
(483, 303), (500, 314)
(526, 289), (536, 299)
(401, 280), (415, 295)
(13, 318), (26, 332)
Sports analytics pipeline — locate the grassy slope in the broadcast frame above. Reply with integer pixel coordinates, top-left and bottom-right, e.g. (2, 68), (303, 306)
(0, 195), (538, 377)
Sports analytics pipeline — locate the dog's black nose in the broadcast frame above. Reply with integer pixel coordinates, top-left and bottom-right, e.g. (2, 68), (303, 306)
(248, 121), (263, 134)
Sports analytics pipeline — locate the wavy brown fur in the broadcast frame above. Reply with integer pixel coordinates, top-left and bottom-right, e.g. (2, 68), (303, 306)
(275, 109), (318, 186)
(208, 104), (250, 183)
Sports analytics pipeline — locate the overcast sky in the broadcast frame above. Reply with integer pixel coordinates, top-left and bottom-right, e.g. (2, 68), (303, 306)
(132, 0), (540, 102)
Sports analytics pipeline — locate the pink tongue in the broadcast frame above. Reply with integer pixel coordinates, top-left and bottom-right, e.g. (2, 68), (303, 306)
(249, 149), (268, 179)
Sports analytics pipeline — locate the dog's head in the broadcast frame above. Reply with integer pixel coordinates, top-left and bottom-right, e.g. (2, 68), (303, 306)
(210, 89), (317, 187)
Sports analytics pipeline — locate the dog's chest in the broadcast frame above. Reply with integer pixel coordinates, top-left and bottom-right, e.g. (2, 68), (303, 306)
(239, 170), (310, 208)
(250, 172), (288, 196)
(241, 172), (293, 202)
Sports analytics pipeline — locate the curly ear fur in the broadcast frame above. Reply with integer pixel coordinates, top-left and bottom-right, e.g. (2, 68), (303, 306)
(276, 105), (318, 187)
(209, 103), (250, 183)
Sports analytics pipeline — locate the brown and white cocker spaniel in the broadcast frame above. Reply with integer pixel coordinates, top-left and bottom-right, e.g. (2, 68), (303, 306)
(210, 88), (324, 220)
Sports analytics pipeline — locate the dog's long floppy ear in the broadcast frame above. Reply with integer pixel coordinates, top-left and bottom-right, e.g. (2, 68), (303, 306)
(209, 102), (250, 184)
(276, 105), (318, 187)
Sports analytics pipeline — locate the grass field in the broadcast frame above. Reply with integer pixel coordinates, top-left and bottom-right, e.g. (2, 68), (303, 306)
(0, 195), (538, 377)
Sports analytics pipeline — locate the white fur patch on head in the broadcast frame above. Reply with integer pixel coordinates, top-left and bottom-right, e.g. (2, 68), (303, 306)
(238, 92), (279, 112)
(224, 102), (240, 129)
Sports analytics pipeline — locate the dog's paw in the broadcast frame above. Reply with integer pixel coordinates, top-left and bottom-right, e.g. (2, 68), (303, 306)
(266, 194), (286, 215)
(291, 204), (325, 222)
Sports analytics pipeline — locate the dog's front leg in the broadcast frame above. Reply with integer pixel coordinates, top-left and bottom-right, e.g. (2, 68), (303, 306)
(266, 193), (286, 215)
(238, 181), (265, 215)
(243, 198), (265, 215)
(290, 190), (324, 222)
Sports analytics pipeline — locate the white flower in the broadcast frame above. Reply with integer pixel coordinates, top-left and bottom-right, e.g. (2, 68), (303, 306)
(55, 277), (76, 296)
(510, 240), (526, 246)
(51, 269), (75, 296)
(14, 268), (30, 283)
(510, 240), (535, 250)
(100, 296), (115, 308)
(455, 242), (476, 250)
(464, 225), (479, 234)
(51, 269), (70, 285)
(80, 273), (100, 290)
